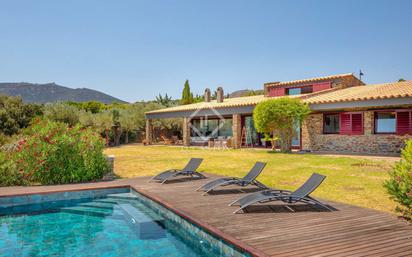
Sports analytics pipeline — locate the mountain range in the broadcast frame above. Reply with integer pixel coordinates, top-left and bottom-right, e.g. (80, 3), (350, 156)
(0, 82), (126, 104)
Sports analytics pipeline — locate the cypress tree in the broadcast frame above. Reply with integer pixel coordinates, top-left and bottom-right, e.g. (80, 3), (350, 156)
(181, 80), (194, 105)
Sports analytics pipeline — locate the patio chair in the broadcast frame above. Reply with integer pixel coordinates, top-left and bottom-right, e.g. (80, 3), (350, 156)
(195, 162), (268, 195)
(161, 135), (173, 145)
(148, 158), (205, 184)
(230, 173), (331, 213)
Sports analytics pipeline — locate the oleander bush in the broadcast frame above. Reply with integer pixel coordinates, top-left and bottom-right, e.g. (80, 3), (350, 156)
(384, 139), (412, 220)
(13, 119), (109, 185)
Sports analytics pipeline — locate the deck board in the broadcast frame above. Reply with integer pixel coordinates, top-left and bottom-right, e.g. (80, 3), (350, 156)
(131, 176), (412, 257)
(1, 175), (412, 256)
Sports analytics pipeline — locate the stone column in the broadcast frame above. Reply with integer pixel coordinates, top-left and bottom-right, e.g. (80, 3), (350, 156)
(182, 117), (191, 146)
(232, 114), (242, 148)
(145, 119), (153, 145)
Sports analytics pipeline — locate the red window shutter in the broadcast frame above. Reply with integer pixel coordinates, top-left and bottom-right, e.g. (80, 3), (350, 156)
(339, 113), (352, 135)
(396, 111), (411, 135)
(312, 82), (332, 92)
(268, 87), (285, 97)
(340, 112), (363, 135)
(351, 113), (363, 135)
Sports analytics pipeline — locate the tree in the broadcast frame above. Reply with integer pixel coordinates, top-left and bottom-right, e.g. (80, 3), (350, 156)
(253, 98), (310, 153)
(155, 93), (174, 107)
(95, 111), (113, 146)
(119, 109), (138, 144)
(181, 80), (194, 105)
(112, 109), (122, 146)
(44, 102), (80, 126)
(193, 94), (204, 103)
(78, 110), (96, 128)
(384, 139), (412, 220)
(399, 78), (406, 82)
(0, 95), (43, 136)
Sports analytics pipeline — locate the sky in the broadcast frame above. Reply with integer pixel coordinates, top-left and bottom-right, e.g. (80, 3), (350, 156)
(1, 0), (411, 102)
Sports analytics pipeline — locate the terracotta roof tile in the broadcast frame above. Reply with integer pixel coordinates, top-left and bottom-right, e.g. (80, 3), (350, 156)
(304, 80), (412, 104)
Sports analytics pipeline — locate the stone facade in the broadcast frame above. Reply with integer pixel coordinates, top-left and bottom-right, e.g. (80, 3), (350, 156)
(337, 75), (364, 89)
(182, 117), (191, 146)
(145, 119), (153, 144)
(232, 114), (242, 148)
(301, 111), (411, 154)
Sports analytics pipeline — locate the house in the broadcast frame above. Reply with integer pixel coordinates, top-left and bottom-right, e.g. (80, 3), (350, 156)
(145, 73), (412, 154)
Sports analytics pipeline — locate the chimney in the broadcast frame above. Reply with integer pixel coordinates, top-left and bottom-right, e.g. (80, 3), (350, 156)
(204, 88), (211, 102)
(216, 87), (224, 103)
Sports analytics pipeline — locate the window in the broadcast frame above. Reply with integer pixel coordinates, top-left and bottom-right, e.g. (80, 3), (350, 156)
(286, 86), (313, 95)
(218, 119), (232, 137)
(374, 112), (396, 134)
(286, 87), (301, 95)
(340, 112), (363, 135)
(323, 114), (340, 134)
(190, 118), (233, 138)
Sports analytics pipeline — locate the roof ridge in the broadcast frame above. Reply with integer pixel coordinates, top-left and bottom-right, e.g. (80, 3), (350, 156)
(264, 73), (355, 86)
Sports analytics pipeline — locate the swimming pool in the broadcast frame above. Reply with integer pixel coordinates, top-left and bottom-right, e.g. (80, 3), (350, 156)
(0, 187), (250, 257)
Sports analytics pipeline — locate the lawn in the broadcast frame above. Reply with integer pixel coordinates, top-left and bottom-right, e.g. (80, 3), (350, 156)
(105, 145), (397, 213)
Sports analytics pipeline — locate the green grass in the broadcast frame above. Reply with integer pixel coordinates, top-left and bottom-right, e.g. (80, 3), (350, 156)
(105, 145), (397, 213)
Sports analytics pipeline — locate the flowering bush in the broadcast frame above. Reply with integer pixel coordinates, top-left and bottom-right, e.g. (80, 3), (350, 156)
(13, 119), (109, 185)
(384, 139), (412, 220)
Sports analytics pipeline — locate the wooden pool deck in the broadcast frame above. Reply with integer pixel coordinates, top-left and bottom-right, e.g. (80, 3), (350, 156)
(2, 176), (412, 256)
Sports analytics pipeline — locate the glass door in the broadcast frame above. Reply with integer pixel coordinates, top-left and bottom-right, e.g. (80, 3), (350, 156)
(291, 121), (300, 148)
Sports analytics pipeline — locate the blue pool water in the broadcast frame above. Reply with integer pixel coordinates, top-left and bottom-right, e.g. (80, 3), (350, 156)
(0, 188), (248, 257)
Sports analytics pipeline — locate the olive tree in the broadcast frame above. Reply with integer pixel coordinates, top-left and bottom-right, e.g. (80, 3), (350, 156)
(44, 102), (80, 126)
(94, 111), (113, 146)
(119, 108), (143, 144)
(253, 97), (310, 153)
(78, 110), (96, 128)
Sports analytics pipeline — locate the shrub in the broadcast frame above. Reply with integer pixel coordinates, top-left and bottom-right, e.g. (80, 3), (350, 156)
(384, 139), (412, 220)
(13, 119), (109, 185)
(0, 151), (21, 186)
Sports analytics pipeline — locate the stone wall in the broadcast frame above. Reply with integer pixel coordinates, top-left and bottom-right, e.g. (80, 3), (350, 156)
(182, 117), (191, 146)
(232, 114), (242, 148)
(301, 111), (411, 154)
(145, 119), (153, 144)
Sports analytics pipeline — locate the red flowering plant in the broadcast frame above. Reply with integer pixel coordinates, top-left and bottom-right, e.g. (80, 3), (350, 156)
(13, 119), (109, 185)
(384, 139), (412, 220)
